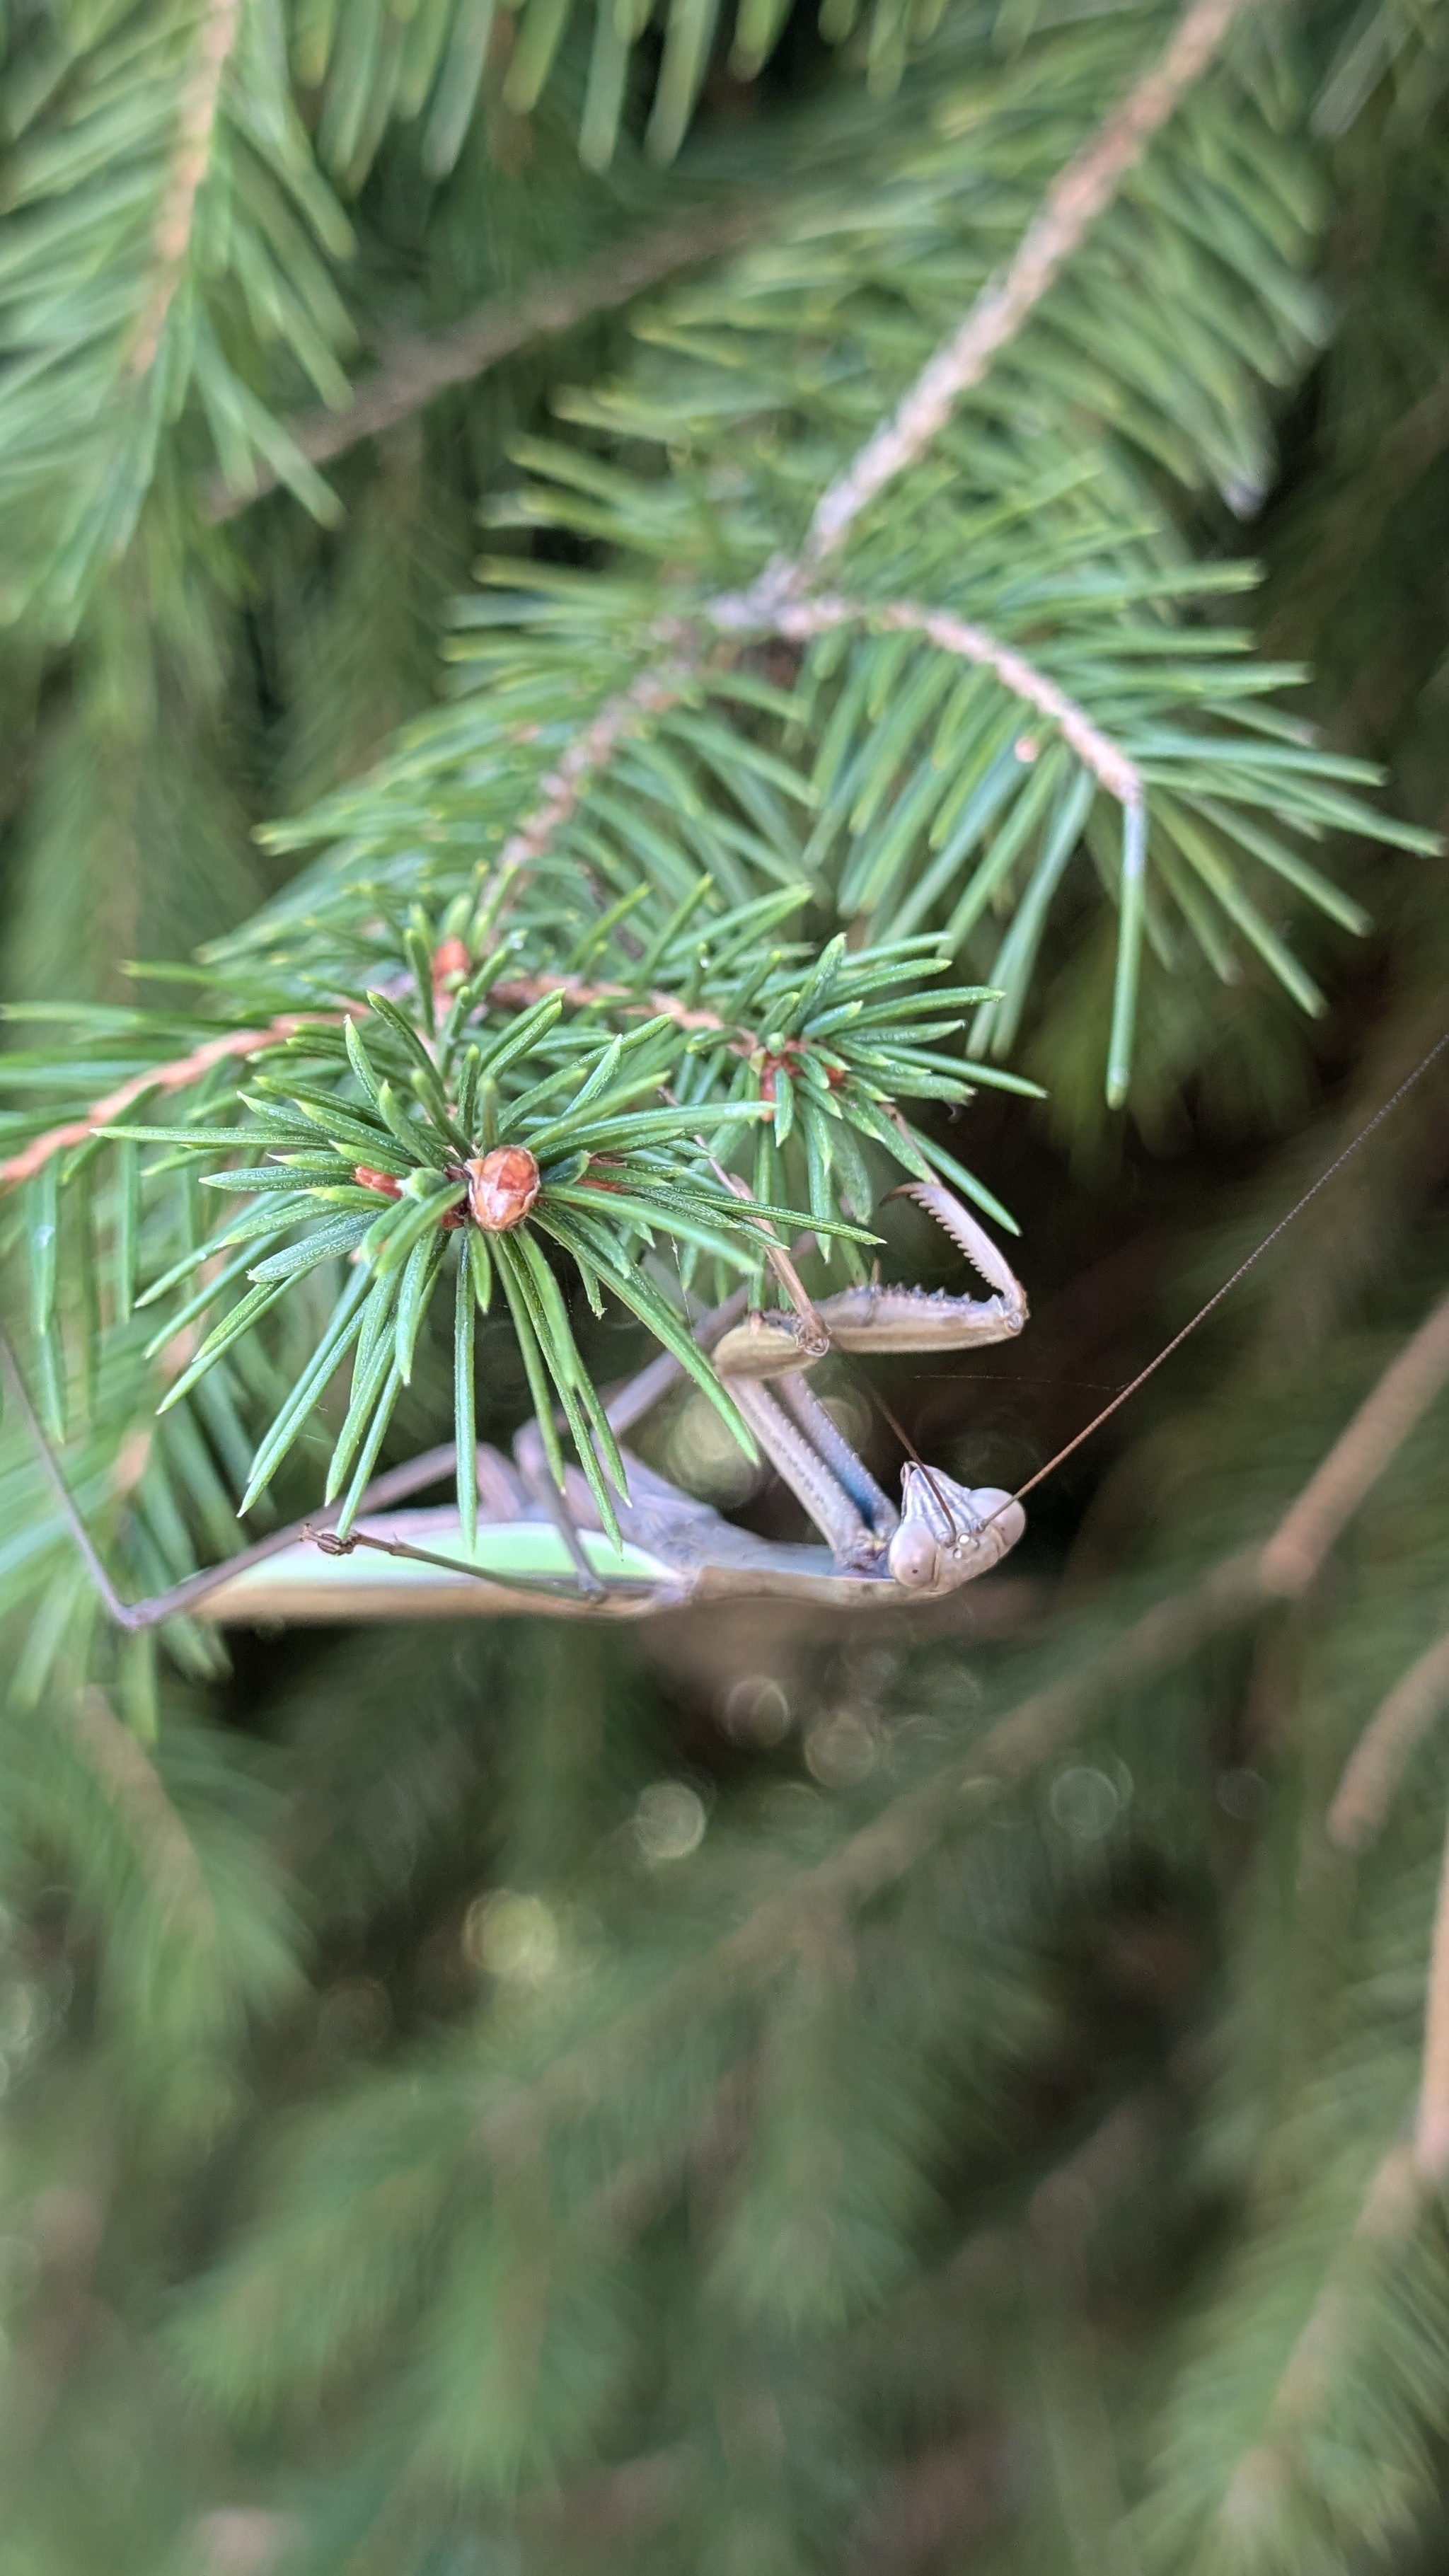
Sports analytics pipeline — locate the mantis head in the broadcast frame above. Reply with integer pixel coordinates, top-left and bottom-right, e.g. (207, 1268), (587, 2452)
(887, 1463), (1025, 1593)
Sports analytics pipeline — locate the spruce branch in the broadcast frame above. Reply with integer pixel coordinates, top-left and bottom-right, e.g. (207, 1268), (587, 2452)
(478, 472), (1151, 946)
(66, 1686), (216, 1943)
(485, 971), (734, 1036)
(0, 933), (988, 1198)
(129, 0), (244, 378)
(799, 0), (1266, 570)
(451, 0), (1213, 877)
(1328, 1626), (1449, 1853)
(369, 0), (1392, 1116)
(1258, 1288), (1449, 1595)
(0, 0), (354, 624)
(0, 1015), (346, 1192)
(1215, 2143), (1432, 2547)
(0, 0), (1421, 1600)
(709, 590), (1143, 807)
(204, 202), (764, 522)
(0, 972), (735, 1195)
(1416, 1805), (1449, 2181)
(2, 8), (1446, 2558)
(494, 662), (695, 879)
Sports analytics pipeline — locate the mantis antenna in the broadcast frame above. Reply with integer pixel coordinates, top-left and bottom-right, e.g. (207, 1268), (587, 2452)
(981, 1025), (1449, 1529)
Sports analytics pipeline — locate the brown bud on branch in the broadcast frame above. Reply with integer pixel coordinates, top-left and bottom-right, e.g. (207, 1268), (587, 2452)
(466, 1147), (542, 1232)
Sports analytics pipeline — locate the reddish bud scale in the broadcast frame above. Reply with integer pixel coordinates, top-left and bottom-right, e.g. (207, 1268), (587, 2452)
(357, 1164), (466, 1228)
(466, 1145), (541, 1232)
(757, 1036), (813, 1106)
(432, 937), (471, 990)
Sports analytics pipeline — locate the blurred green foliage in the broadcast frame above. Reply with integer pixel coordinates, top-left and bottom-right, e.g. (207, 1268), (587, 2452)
(0, 4), (1447, 2573)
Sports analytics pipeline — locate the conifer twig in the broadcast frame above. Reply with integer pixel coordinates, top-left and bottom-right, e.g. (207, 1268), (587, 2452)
(1416, 1800), (1449, 2181)
(67, 1688), (217, 1941)
(485, 970), (732, 1035)
(1327, 1624), (1449, 1852)
(497, 566), (1147, 892)
(494, 663), (694, 877)
(0, 961), (723, 1194)
(0, 1015), (345, 1191)
(721, 591), (1142, 807)
(1216, 2141), (1428, 2544)
(1259, 1288), (1449, 1595)
(204, 204), (763, 521)
(477, 0), (1240, 893)
(0, 953), (746, 1196)
(801, 0), (1262, 568)
(202, 0), (1247, 534)
(129, 0), (243, 376)
(216, 1), (1239, 974)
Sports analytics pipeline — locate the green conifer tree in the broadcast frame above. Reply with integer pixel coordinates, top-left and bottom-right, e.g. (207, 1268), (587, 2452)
(0, 3), (1447, 2570)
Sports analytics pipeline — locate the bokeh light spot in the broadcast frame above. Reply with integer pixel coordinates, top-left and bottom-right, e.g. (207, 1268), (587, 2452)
(634, 1781), (708, 1862)
(724, 1673), (792, 1743)
(466, 1891), (560, 1983)
(1049, 1765), (1122, 1841)
(804, 1711), (878, 1788)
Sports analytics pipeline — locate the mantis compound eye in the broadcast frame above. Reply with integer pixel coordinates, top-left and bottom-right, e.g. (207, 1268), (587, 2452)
(887, 1523), (942, 1590)
(961, 1491), (1026, 1562)
(466, 1145), (541, 1232)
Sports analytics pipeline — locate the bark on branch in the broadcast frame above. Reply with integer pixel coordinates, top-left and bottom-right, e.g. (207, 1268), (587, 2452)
(204, 203), (762, 523)
(0, 1016), (346, 1191)
(131, 0), (243, 376)
(1328, 1623), (1449, 1852)
(802, 0), (1262, 567)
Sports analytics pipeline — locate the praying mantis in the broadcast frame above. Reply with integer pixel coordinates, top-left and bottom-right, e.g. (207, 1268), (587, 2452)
(2, 1176), (1032, 1629)
(10, 1024), (1438, 1636)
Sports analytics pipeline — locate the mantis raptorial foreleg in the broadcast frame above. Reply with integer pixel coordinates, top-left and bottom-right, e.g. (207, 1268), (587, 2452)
(722, 1373), (899, 1571)
(708, 1179), (1029, 1596)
